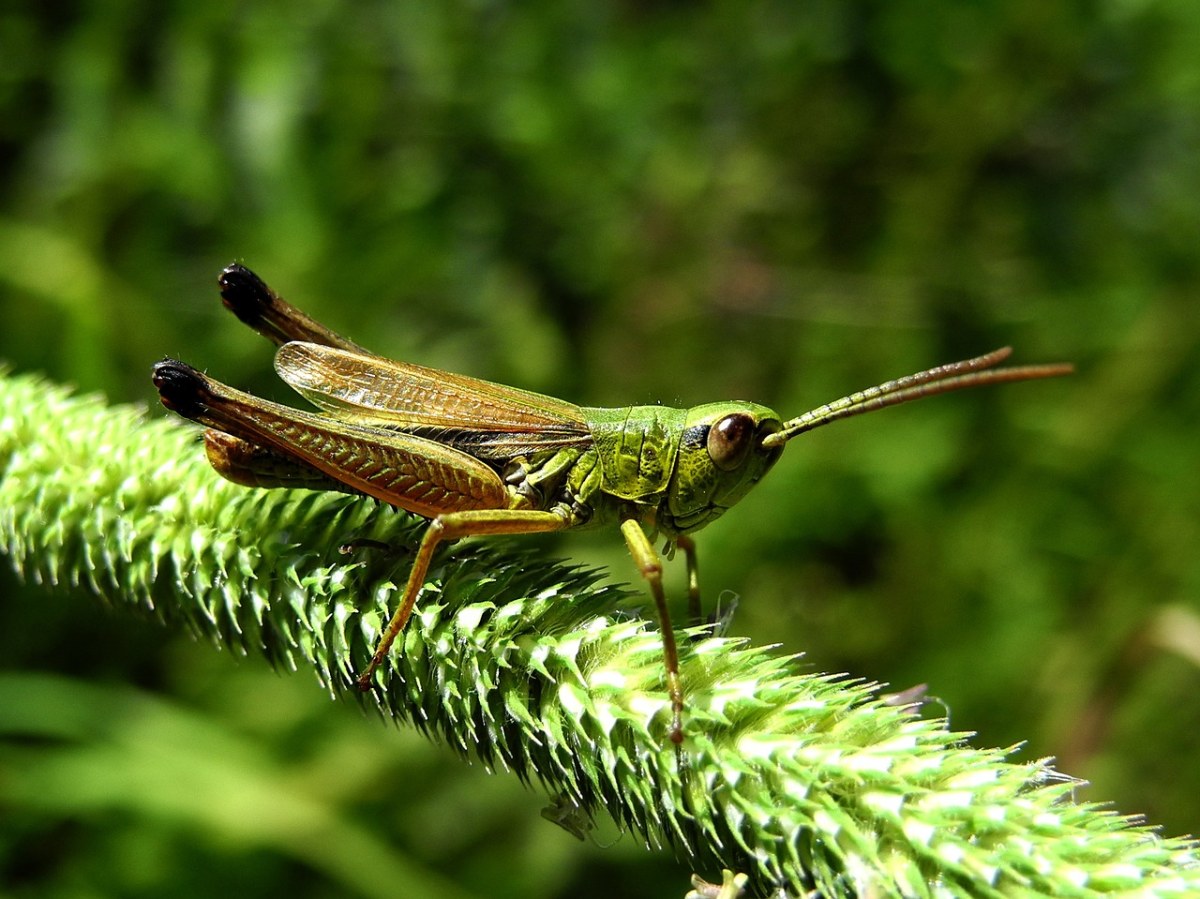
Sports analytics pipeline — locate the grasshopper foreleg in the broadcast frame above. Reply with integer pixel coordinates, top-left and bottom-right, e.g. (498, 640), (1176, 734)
(675, 534), (702, 627)
(620, 519), (685, 746)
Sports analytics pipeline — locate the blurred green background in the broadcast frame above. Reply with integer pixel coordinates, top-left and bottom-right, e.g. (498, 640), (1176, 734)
(2, 2), (1199, 897)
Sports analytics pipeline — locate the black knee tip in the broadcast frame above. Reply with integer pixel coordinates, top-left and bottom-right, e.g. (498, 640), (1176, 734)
(218, 262), (274, 326)
(152, 359), (210, 418)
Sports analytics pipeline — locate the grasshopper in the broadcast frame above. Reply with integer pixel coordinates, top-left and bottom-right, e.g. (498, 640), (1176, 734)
(152, 264), (1072, 744)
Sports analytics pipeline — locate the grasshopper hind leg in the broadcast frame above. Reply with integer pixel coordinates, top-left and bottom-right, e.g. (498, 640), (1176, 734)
(218, 263), (367, 353)
(355, 507), (575, 691)
(203, 430), (366, 494)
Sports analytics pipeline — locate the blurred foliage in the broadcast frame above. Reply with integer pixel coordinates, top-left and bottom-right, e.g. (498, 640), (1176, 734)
(1, 1), (1198, 897)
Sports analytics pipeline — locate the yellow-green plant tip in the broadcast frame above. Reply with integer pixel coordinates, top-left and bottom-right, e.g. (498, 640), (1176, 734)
(2, 370), (1198, 897)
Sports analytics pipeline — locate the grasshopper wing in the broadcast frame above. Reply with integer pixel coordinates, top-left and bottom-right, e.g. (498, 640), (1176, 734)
(275, 342), (590, 438)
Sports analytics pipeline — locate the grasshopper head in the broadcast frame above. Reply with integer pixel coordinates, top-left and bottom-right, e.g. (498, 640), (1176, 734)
(662, 347), (1073, 535)
(664, 402), (785, 533)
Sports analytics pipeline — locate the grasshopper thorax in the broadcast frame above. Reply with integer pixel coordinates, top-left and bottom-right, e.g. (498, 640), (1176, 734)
(662, 401), (784, 534)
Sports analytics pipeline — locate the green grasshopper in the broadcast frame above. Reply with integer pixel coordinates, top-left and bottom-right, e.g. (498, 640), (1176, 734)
(152, 264), (1072, 744)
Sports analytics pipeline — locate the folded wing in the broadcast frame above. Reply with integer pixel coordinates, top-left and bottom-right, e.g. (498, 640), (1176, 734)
(276, 342), (591, 443)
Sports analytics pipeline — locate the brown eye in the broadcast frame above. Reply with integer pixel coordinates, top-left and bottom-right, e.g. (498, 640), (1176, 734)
(707, 413), (755, 471)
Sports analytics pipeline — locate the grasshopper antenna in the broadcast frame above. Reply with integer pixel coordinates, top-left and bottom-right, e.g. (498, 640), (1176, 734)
(761, 348), (1073, 449)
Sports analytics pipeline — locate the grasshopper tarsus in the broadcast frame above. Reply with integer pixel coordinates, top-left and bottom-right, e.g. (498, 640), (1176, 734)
(338, 538), (400, 555)
(357, 640), (397, 692)
(670, 718), (684, 745)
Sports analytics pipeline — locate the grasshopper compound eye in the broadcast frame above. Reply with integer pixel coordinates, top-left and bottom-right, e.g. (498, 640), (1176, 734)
(707, 413), (756, 471)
